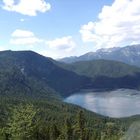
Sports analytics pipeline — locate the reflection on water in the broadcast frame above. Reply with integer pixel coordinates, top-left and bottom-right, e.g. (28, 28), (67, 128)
(64, 89), (140, 118)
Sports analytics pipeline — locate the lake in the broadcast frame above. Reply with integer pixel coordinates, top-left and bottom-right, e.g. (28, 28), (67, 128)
(64, 89), (140, 118)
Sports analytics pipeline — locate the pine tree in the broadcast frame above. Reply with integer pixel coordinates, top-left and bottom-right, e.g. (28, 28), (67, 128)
(74, 110), (88, 140)
(49, 123), (60, 140)
(65, 118), (73, 140)
(7, 104), (37, 140)
(78, 110), (86, 140)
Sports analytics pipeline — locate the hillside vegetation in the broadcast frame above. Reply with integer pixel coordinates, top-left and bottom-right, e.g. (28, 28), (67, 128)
(0, 50), (140, 139)
(58, 59), (140, 78)
(58, 59), (140, 90)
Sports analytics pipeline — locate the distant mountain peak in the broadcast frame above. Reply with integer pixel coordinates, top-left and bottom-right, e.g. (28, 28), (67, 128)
(97, 47), (121, 53)
(59, 44), (140, 67)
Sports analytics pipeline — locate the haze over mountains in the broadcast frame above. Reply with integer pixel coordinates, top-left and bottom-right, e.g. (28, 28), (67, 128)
(60, 44), (140, 67)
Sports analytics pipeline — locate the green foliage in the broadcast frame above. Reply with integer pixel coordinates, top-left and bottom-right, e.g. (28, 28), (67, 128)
(0, 96), (139, 140)
(6, 104), (38, 139)
(64, 118), (73, 140)
(49, 123), (60, 140)
(76, 110), (86, 140)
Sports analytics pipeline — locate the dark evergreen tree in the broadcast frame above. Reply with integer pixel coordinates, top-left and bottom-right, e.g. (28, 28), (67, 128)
(49, 123), (60, 140)
(65, 118), (73, 140)
(74, 110), (88, 140)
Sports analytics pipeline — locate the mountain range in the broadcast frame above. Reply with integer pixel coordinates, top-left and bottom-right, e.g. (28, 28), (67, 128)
(0, 50), (140, 139)
(0, 50), (140, 99)
(58, 59), (140, 90)
(0, 50), (91, 98)
(59, 44), (140, 67)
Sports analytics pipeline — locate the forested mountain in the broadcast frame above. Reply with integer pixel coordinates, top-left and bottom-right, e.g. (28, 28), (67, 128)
(0, 50), (140, 139)
(57, 59), (140, 90)
(0, 51), (140, 97)
(0, 50), (90, 97)
(58, 59), (140, 78)
(1, 50), (140, 97)
(59, 44), (140, 67)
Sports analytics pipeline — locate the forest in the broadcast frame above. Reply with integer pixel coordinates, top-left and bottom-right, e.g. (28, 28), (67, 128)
(0, 95), (140, 140)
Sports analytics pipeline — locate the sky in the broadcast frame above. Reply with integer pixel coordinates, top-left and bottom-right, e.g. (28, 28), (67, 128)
(0, 0), (140, 58)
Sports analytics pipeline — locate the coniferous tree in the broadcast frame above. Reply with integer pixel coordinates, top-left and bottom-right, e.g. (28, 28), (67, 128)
(65, 118), (73, 140)
(49, 123), (60, 140)
(74, 110), (88, 140)
(7, 104), (37, 140)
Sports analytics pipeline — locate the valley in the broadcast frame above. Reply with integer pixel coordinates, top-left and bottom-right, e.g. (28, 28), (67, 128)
(0, 50), (140, 139)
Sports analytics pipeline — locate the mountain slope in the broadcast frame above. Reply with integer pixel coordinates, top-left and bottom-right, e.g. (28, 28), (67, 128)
(60, 44), (140, 67)
(58, 59), (140, 78)
(1, 50), (140, 98)
(57, 59), (140, 90)
(0, 50), (90, 97)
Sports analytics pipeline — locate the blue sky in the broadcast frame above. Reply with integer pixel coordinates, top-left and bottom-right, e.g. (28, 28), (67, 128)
(0, 0), (140, 58)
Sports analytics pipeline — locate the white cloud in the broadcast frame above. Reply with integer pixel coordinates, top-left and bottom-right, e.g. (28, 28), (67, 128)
(45, 36), (76, 58)
(2, 0), (51, 16)
(0, 46), (5, 51)
(10, 31), (77, 58)
(10, 37), (42, 45)
(80, 0), (140, 50)
(10, 29), (42, 45)
(46, 36), (76, 52)
(11, 29), (34, 37)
